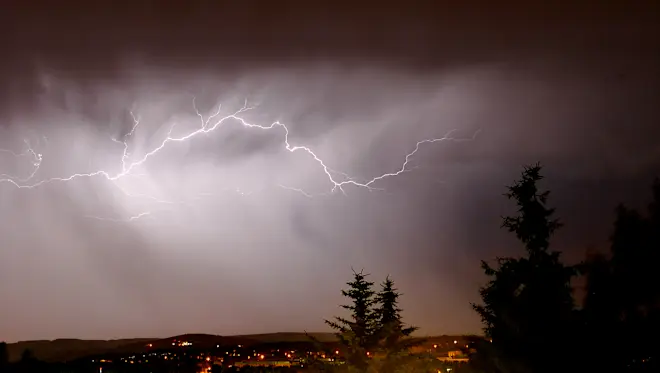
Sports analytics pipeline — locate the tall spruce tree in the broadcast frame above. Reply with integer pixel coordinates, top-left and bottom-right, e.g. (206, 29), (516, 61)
(375, 277), (419, 350)
(374, 276), (421, 373)
(326, 269), (379, 373)
(471, 164), (576, 373)
(581, 178), (660, 372)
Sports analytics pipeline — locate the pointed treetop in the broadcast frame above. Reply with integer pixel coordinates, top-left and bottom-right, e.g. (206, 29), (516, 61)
(502, 163), (562, 254)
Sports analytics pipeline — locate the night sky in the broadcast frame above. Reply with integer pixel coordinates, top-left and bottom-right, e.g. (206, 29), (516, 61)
(1, 1), (659, 342)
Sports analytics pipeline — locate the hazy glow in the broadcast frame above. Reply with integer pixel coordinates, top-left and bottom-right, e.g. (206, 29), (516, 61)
(1, 87), (478, 221)
(0, 66), (490, 340)
(1, 1), (658, 341)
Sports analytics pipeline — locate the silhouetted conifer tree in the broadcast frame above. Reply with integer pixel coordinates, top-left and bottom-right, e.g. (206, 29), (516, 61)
(471, 164), (576, 373)
(325, 269), (379, 373)
(375, 277), (418, 349)
(317, 271), (431, 373)
(581, 178), (660, 372)
(373, 276), (422, 373)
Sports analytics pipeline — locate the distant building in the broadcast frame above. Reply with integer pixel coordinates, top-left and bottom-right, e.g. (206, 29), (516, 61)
(437, 350), (468, 362)
(448, 350), (461, 358)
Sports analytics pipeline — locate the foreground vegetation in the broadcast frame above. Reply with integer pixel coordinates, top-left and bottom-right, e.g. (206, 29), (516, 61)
(313, 164), (659, 373)
(1, 164), (658, 373)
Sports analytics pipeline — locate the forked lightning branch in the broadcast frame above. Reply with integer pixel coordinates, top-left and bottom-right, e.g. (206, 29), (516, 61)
(0, 98), (479, 222)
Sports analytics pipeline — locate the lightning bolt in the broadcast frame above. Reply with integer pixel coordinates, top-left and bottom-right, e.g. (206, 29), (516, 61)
(111, 110), (141, 174)
(85, 211), (153, 224)
(0, 98), (479, 221)
(1, 139), (43, 183)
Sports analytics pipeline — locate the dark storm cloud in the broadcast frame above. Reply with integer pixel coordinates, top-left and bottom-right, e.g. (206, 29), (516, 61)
(1, 1), (659, 341)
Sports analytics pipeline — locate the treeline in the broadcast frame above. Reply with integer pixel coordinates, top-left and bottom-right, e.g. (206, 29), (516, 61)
(0, 347), (59, 372)
(1, 164), (658, 373)
(320, 164), (659, 373)
(467, 164), (658, 373)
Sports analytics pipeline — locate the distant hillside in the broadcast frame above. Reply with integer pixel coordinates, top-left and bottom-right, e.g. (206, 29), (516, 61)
(5, 334), (260, 363)
(235, 332), (337, 343)
(6, 338), (155, 362)
(113, 334), (261, 354)
(6, 332), (469, 362)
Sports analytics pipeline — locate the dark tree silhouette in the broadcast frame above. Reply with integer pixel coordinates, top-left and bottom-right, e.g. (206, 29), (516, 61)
(375, 276), (418, 349)
(471, 164), (576, 373)
(373, 276), (422, 373)
(325, 269), (379, 373)
(315, 272), (431, 373)
(20, 348), (34, 363)
(581, 178), (660, 372)
(0, 342), (8, 367)
(500, 164), (563, 254)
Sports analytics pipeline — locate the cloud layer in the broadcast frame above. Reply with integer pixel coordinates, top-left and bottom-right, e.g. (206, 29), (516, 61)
(0, 1), (658, 341)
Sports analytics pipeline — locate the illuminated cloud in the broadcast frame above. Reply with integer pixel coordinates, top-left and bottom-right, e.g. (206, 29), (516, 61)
(0, 1), (658, 342)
